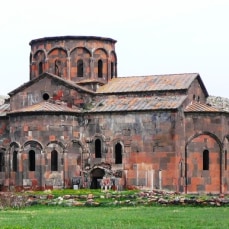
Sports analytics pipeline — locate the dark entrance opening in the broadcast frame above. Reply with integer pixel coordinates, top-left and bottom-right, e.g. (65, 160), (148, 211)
(90, 168), (105, 189)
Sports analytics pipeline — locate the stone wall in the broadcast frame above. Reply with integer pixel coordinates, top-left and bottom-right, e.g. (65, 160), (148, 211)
(29, 36), (117, 83)
(10, 75), (94, 111)
(2, 108), (184, 191)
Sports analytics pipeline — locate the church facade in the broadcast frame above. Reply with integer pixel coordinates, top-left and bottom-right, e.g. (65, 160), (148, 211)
(0, 36), (229, 194)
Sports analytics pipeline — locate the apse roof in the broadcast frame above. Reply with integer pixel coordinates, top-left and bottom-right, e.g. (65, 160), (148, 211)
(184, 102), (220, 113)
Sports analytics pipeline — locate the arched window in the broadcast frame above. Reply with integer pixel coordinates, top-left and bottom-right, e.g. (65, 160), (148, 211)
(111, 62), (114, 79)
(29, 150), (35, 171)
(77, 59), (84, 77)
(0, 152), (4, 172)
(51, 150), (58, 171)
(13, 151), (18, 172)
(115, 143), (122, 164)
(95, 139), (102, 158)
(98, 59), (103, 78)
(38, 62), (43, 75)
(203, 150), (209, 170)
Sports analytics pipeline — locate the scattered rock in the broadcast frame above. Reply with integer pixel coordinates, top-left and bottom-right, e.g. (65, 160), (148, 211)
(87, 193), (94, 199)
(2, 190), (229, 208)
(63, 195), (71, 199)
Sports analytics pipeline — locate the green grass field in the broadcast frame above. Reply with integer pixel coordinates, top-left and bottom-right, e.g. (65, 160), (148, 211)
(0, 205), (229, 229)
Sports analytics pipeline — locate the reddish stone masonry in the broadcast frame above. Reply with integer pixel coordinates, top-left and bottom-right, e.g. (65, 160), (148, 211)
(0, 36), (228, 194)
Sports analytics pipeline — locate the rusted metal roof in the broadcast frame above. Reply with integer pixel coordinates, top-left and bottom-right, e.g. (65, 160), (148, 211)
(88, 95), (186, 112)
(8, 101), (80, 114)
(0, 103), (10, 116)
(184, 102), (220, 112)
(97, 73), (200, 94)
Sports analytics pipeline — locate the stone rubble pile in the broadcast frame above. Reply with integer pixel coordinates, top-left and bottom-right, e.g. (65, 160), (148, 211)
(2, 189), (229, 209)
(23, 190), (229, 207)
(207, 96), (229, 112)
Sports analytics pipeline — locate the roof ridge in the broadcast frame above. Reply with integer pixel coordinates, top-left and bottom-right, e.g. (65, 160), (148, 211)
(116, 73), (199, 78)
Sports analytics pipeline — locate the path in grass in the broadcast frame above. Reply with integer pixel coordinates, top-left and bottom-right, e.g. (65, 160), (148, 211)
(0, 205), (229, 229)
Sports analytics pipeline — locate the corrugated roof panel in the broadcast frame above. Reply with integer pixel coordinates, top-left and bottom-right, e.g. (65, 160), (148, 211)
(8, 101), (80, 114)
(97, 73), (198, 94)
(89, 96), (187, 112)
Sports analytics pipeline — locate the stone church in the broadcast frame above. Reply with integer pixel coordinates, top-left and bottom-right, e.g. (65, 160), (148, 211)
(0, 35), (229, 194)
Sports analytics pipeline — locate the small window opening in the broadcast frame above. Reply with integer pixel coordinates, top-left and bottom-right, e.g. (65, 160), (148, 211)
(77, 59), (84, 77)
(111, 62), (114, 79)
(95, 139), (102, 158)
(197, 96), (200, 102)
(13, 151), (18, 172)
(29, 150), (35, 171)
(51, 150), (58, 171)
(115, 143), (122, 164)
(225, 150), (227, 170)
(193, 95), (196, 100)
(38, 62), (43, 75)
(98, 60), (103, 78)
(203, 150), (209, 170)
(0, 152), (4, 172)
(43, 93), (50, 101)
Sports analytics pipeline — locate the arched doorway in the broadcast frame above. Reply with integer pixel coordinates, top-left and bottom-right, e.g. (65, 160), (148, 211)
(90, 168), (105, 189)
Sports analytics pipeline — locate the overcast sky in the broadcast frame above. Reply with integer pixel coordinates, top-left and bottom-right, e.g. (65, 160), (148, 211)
(0, 0), (229, 97)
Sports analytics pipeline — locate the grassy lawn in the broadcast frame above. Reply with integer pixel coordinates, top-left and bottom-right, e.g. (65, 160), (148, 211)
(0, 205), (229, 229)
